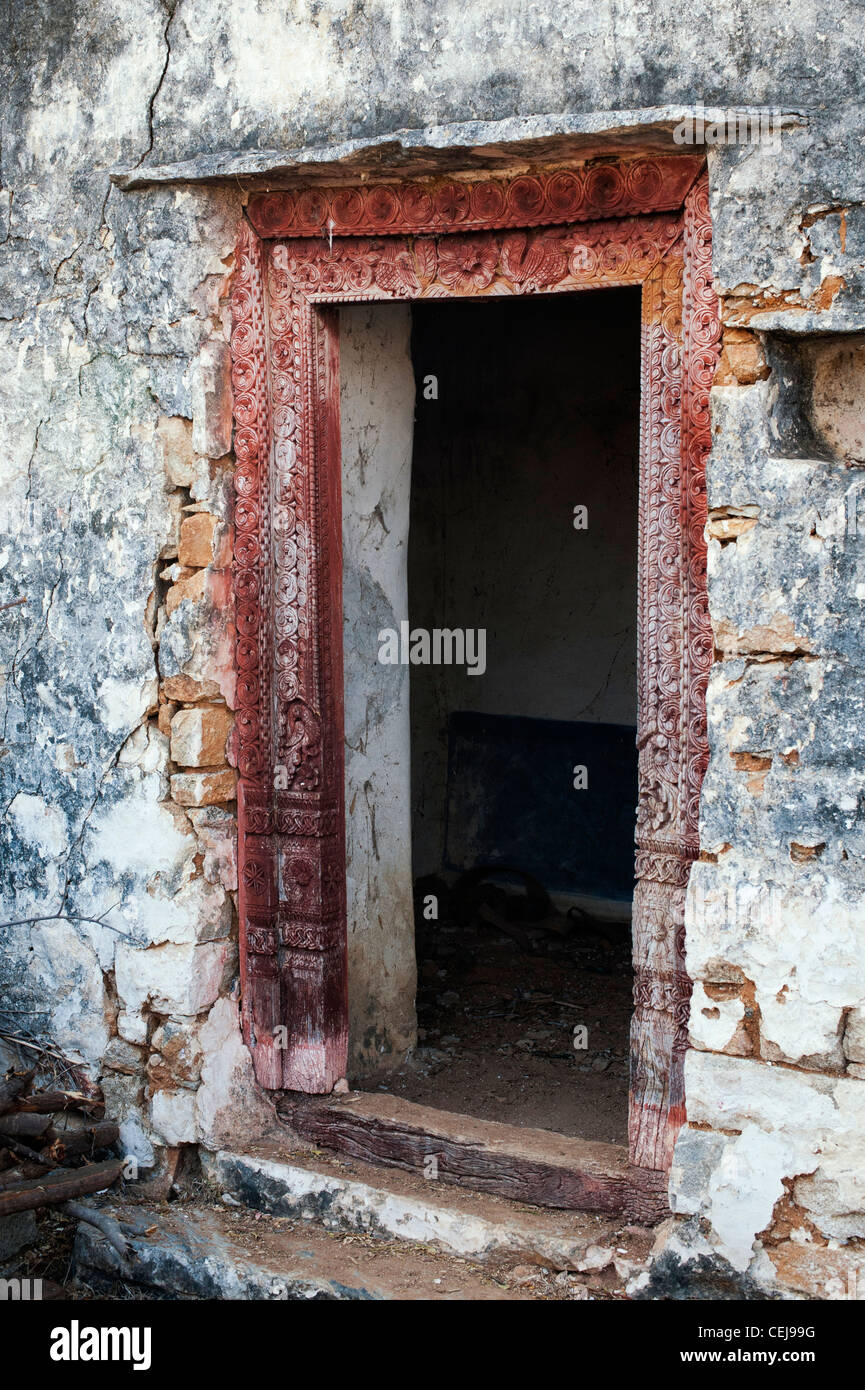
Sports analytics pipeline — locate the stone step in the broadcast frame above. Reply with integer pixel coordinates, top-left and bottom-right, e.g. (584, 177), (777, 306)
(199, 1134), (647, 1272)
(73, 1201), (529, 1301)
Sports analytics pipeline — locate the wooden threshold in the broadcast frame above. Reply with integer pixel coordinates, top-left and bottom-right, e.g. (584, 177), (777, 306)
(277, 1092), (668, 1223)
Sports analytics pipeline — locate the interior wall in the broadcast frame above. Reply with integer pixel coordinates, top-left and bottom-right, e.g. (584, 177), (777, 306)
(340, 302), (418, 1075)
(339, 290), (640, 1072)
(408, 291), (641, 885)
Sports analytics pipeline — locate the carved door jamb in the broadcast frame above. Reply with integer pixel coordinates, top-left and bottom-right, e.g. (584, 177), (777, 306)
(229, 155), (720, 1179)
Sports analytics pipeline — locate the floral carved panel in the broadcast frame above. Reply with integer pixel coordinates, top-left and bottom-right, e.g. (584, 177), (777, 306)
(230, 158), (720, 1177)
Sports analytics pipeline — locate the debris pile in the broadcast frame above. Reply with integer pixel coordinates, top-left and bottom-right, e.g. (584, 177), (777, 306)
(0, 1067), (123, 1227)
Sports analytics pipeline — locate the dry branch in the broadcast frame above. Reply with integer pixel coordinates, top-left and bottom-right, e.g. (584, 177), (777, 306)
(0, 1162), (51, 1190)
(44, 1120), (120, 1161)
(0, 1112), (52, 1140)
(2, 1136), (50, 1165)
(61, 1200), (130, 1263)
(0, 1158), (123, 1216)
(13, 1090), (102, 1116)
(0, 1068), (36, 1116)
(0, 1041), (125, 1234)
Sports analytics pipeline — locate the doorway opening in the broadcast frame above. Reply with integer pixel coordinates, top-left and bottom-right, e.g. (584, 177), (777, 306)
(343, 289), (641, 1145)
(235, 164), (718, 1192)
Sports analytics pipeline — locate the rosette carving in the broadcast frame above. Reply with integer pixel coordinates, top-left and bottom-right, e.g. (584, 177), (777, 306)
(248, 156), (701, 238)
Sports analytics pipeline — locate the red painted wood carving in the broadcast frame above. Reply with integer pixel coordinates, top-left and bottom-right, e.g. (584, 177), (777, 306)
(630, 175), (720, 1170)
(247, 156), (702, 239)
(231, 157), (721, 1172)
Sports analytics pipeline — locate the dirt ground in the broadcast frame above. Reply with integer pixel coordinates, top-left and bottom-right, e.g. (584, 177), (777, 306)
(357, 907), (632, 1144)
(10, 1190), (653, 1302)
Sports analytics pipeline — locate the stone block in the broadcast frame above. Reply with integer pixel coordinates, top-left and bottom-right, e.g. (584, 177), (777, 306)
(165, 568), (206, 618)
(156, 415), (198, 489)
(103, 1036), (145, 1075)
(187, 806), (238, 890)
(161, 674), (221, 703)
(191, 340), (232, 459)
(170, 769), (237, 805)
(844, 1008), (865, 1064)
(714, 328), (770, 386)
(669, 1127), (730, 1217)
(170, 705), (233, 767)
(116, 1011), (148, 1046)
(115, 940), (233, 1017)
(811, 338), (865, 462)
(149, 1020), (203, 1089)
(179, 511), (219, 568)
(150, 1088), (197, 1146)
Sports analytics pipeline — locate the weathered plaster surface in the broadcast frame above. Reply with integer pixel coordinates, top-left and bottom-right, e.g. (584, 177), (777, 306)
(0, 3), (272, 1167)
(666, 152), (865, 1290)
(123, 3), (861, 172)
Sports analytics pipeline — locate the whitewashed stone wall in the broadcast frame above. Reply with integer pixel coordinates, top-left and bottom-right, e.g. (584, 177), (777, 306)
(0, 21), (276, 1165)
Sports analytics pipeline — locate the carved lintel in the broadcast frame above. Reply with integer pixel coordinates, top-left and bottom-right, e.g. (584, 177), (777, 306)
(248, 156), (703, 239)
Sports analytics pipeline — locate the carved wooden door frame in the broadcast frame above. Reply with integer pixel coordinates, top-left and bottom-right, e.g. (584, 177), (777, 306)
(229, 154), (720, 1178)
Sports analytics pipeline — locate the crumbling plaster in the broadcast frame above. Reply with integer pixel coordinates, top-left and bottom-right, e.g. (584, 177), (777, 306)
(0, 0), (864, 1296)
(0, 3), (268, 1166)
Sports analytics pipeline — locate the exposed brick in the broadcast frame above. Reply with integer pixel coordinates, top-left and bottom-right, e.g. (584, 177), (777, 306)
(156, 415), (198, 489)
(157, 699), (177, 736)
(730, 750), (772, 796)
(790, 840), (826, 863)
(707, 515), (758, 542)
(768, 1240), (865, 1299)
(730, 752), (773, 771)
(714, 328), (770, 386)
(179, 511), (219, 568)
(161, 674), (221, 703)
(170, 769), (237, 806)
(170, 705), (233, 767)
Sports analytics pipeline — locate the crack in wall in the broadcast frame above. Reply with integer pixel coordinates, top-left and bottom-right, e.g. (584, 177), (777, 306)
(135, 0), (182, 171)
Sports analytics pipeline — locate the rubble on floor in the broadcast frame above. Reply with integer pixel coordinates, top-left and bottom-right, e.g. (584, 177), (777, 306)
(366, 893), (632, 1143)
